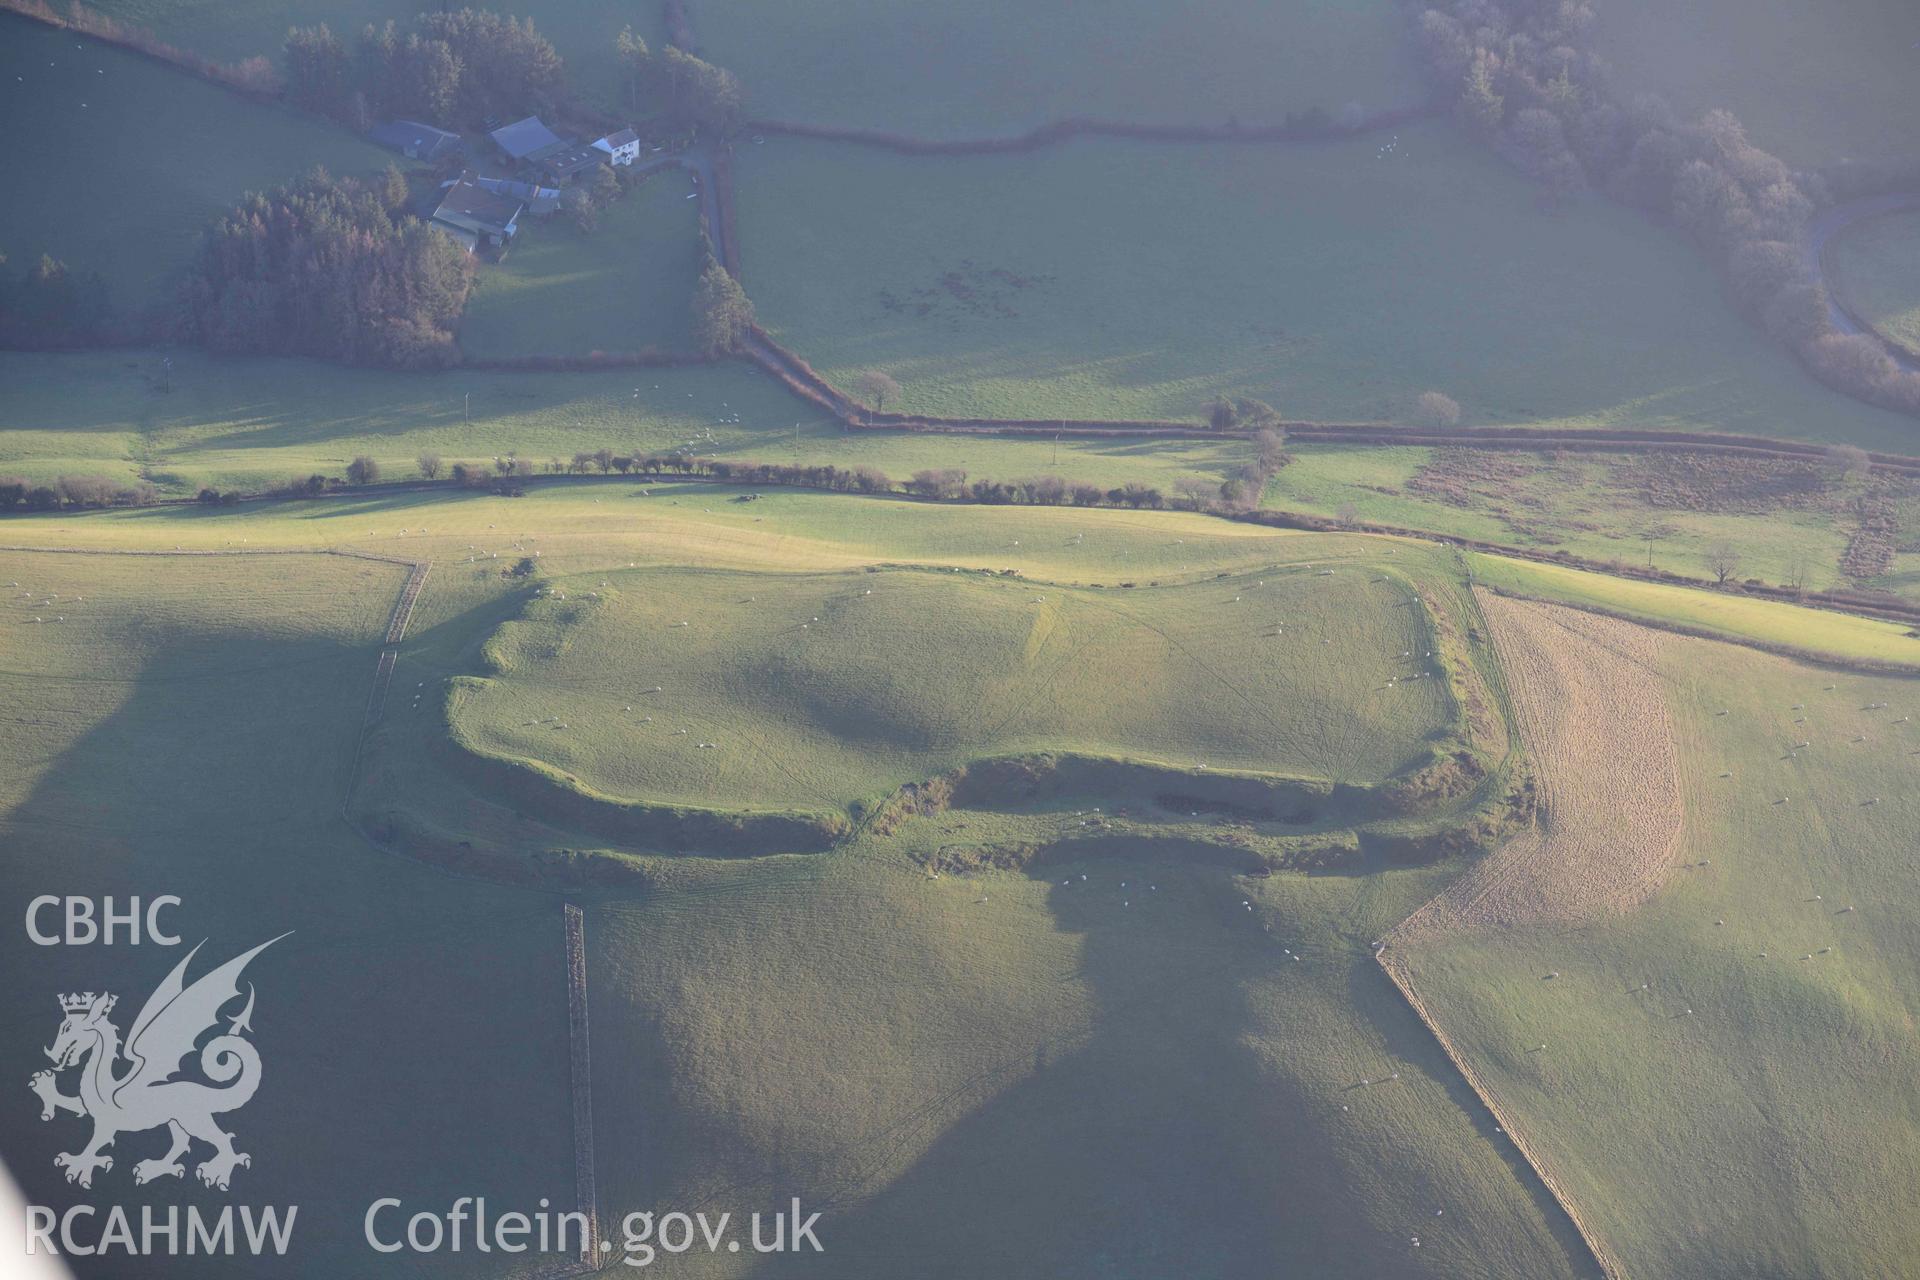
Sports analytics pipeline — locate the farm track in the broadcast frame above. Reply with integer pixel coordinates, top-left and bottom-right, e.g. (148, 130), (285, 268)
(738, 319), (1920, 471)
(355, 557), (429, 724)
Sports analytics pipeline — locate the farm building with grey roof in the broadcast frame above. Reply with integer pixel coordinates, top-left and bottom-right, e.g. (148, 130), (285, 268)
(489, 116), (566, 163)
(368, 119), (463, 163)
(430, 173), (524, 251)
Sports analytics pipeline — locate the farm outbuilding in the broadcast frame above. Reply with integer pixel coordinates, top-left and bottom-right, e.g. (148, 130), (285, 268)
(473, 175), (562, 216)
(368, 119), (463, 163)
(430, 172), (525, 251)
(490, 115), (566, 164)
(540, 144), (608, 184)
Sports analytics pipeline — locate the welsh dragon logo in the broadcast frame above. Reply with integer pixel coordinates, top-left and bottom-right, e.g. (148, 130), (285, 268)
(28, 936), (286, 1191)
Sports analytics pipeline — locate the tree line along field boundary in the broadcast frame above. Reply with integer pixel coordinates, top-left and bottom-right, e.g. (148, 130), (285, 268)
(13, 440), (1920, 649)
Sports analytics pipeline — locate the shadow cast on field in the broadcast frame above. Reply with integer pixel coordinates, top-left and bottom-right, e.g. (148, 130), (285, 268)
(675, 857), (1602, 1280)
(0, 589), (577, 1275)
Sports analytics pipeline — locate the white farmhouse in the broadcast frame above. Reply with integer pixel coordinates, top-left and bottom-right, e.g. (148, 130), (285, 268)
(592, 128), (642, 166)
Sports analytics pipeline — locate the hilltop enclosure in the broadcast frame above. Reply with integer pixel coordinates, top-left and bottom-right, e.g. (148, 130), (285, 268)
(449, 563), (1456, 810)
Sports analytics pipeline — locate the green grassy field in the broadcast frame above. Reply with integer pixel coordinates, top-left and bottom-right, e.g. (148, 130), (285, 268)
(247, 489), (1594, 1278)
(0, 15), (391, 311)
(581, 831), (1592, 1279)
(1265, 445), (1873, 597)
(458, 173), (705, 359)
(4, 484), (1919, 1276)
(452, 562), (1453, 814)
(0, 547), (573, 1278)
(0, 350), (1248, 496)
(1467, 553), (1920, 668)
(1403, 636), (1920, 1278)
(734, 127), (1919, 444)
(1828, 210), (1920, 353)
(8, 0), (1920, 1268)
(692, 0), (1422, 137)
(1594, 0), (1920, 168)
(9, 472), (1911, 670)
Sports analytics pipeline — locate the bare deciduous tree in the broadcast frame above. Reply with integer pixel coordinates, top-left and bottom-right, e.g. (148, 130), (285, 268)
(1415, 391), (1462, 428)
(1705, 540), (1741, 586)
(1825, 443), (1870, 480)
(1784, 550), (1813, 596)
(854, 371), (901, 420)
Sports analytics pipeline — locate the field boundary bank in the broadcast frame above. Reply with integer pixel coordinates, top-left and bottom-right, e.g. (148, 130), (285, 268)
(1284, 424), (1920, 473)
(740, 326), (1229, 434)
(553, 901), (601, 1275)
(1376, 951), (1622, 1279)
(341, 563), (603, 1278)
(743, 103), (1440, 156)
(464, 350), (716, 372)
(12, 459), (1920, 637)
